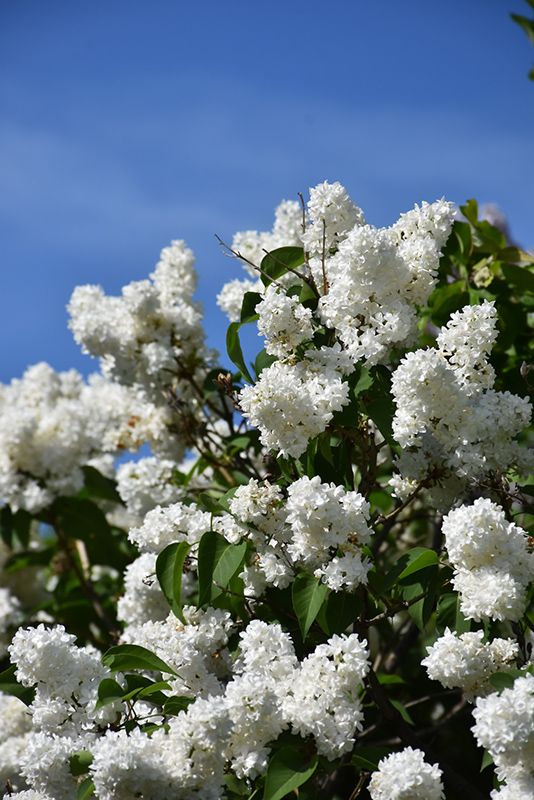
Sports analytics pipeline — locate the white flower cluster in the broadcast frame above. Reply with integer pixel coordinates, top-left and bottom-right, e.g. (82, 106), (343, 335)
(0, 363), (179, 513)
(391, 302), (532, 505)
(6, 624), (120, 799)
(442, 499), (534, 621)
(239, 351), (350, 457)
(69, 240), (212, 400)
(128, 500), (211, 555)
(256, 284), (314, 358)
(215, 476), (372, 595)
(282, 632), (370, 758)
(116, 552), (171, 627)
(116, 456), (184, 519)
(422, 628), (518, 700)
(4, 617), (369, 799)
(0, 692), (32, 793)
(472, 673), (534, 795)
(368, 747), (444, 800)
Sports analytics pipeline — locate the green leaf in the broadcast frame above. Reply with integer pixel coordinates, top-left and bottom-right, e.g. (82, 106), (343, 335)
(77, 778), (95, 800)
(156, 541), (190, 623)
(501, 262), (534, 294)
(351, 746), (392, 771)
(226, 322), (254, 384)
(0, 664), (35, 705)
(240, 291), (262, 323)
(362, 365), (396, 447)
(260, 246), (305, 287)
(512, 12), (534, 45)
(95, 677), (124, 710)
(390, 698), (415, 725)
(254, 348), (277, 378)
(460, 198), (478, 225)
(69, 750), (94, 777)
(262, 745), (318, 800)
(163, 695), (195, 716)
(292, 572), (329, 639)
(480, 749), (494, 773)
(197, 531), (247, 605)
(397, 548), (438, 581)
(81, 466), (121, 502)
(317, 589), (360, 635)
(102, 644), (178, 676)
(489, 670), (524, 692)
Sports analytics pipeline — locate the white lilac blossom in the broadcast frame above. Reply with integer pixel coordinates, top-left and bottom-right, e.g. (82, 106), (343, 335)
(490, 771), (534, 799)
(68, 240), (215, 416)
(301, 180), (365, 263)
(18, 732), (89, 800)
(0, 362), (181, 513)
(391, 198), (458, 304)
(422, 629), (519, 700)
(239, 355), (350, 458)
(390, 302), (532, 504)
(217, 276), (263, 322)
(224, 621), (297, 778)
(442, 499), (534, 621)
(116, 456), (184, 519)
(9, 625), (116, 733)
(318, 224), (417, 364)
(256, 284), (314, 358)
(285, 476), (372, 590)
(472, 673), (534, 785)
(0, 586), (22, 655)
(121, 606), (235, 698)
(283, 633), (370, 758)
(214, 477), (372, 596)
(128, 501), (211, 555)
(368, 747), (444, 800)
(116, 553), (170, 627)
(0, 692), (31, 793)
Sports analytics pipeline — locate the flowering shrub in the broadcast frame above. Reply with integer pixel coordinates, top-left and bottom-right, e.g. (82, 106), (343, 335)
(0, 182), (532, 799)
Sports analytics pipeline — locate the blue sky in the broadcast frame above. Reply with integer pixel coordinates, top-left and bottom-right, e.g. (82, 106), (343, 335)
(1, 0), (532, 381)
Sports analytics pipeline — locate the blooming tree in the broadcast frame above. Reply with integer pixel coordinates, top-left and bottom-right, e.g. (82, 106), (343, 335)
(0, 182), (532, 800)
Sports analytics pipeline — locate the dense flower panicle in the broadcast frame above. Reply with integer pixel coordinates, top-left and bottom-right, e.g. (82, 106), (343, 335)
(285, 476), (372, 590)
(422, 629), (518, 699)
(19, 732), (87, 800)
(442, 499), (534, 621)
(256, 285), (314, 358)
(490, 771), (534, 799)
(283, 633), (369, 758)
(301, 180), (365, 260)
(368, 747), (444, 800)
(128, 501), (211, 554)
(472, 674), (534, 784)
(116, 456), (184, 519)
(239, 356), (349, 458)
(436, 300), (498, 393)
(116, 552), (170, 627)
(390, 302), (532, 505)
(0, 586), (22, 655)
(121, 606), (235, 698)
(9, 625), (116, 733)
(0, 692), (32, 793)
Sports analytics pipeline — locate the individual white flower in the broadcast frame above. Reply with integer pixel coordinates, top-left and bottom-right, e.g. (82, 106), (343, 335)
(368, 747), (444, 800)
